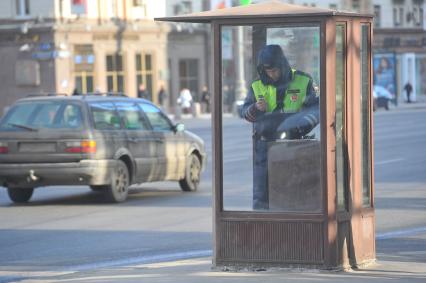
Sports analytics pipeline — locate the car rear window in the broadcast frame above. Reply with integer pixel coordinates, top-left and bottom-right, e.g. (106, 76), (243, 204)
(0, 101), (83, 130)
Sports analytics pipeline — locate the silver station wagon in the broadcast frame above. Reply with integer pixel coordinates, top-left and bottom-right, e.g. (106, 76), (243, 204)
(0, 94), (206, 203)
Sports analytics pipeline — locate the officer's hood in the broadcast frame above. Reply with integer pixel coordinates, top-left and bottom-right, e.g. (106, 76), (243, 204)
(257, 44), (291, 85)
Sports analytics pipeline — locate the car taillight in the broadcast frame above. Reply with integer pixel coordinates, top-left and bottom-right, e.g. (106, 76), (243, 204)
(0, 142), (8, 154)
(65, 140), (96, 153)
(0, 144), (9, 154)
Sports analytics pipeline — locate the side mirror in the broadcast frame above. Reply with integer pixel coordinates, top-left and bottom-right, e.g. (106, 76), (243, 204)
(174, 123), (185, 133)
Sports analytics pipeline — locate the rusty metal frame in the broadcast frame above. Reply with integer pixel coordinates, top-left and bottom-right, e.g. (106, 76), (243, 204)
(213, 16), (332, 268)
(212, 14), (374, 269)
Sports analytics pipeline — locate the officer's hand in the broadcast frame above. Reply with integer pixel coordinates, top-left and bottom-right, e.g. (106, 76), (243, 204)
(255, 99), (266, 112)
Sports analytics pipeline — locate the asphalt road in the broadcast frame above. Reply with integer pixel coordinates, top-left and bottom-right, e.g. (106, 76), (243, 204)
(0, 107), (425, 276)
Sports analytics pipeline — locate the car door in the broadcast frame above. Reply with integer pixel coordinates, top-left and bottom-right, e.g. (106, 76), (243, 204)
(137, 102), (185, 181)
(88, 101), (124, 160)
(115, 101), (159, 183)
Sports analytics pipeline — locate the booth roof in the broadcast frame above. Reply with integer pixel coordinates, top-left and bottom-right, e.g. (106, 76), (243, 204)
(155, 0), (372, 23)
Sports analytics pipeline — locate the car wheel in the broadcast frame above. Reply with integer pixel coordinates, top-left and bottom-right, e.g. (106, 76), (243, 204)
(104, 160), (129, 203)
(385, 100), (389, 110)
(7, 187), (34, 203)
(179, 153), (201, 192)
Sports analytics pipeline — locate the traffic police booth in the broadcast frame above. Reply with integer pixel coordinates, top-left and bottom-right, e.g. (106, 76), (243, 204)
(157, 1), (375, 270)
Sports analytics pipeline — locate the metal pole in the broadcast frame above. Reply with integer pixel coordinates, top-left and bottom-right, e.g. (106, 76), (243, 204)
(233, 26), (247, 115)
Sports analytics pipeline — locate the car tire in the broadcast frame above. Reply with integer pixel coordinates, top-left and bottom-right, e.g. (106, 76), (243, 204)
(7, 187), (34, 203)
(104, 160), (129, 203)
(385, 101), (389, 110)
(179, 153), (201, 192)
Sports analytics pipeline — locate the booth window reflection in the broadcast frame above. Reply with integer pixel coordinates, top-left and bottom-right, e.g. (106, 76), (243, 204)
(336, 24), (349, 212)
(360, 23), (372, 207)
(221, 24), (321, 212)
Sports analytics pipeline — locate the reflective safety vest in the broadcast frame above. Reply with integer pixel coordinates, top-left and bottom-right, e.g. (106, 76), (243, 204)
(251, 69), (310, 113)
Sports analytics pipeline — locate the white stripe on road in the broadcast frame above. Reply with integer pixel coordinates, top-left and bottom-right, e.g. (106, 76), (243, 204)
(224, 157), (250, 164)
(375, 158), (404, 165)
(4, 227), (423, 282)
(66, 250), (212, 272)
(226, 157), (406, 165)
(376, 226), (426, 240)
(66, 226), (425, 272)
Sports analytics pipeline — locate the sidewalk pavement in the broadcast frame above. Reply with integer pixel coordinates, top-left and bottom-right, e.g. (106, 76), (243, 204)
(386, 94), (426, 111)
(11, 231), (426, 283)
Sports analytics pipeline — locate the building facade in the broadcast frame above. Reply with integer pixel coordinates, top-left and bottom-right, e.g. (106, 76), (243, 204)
(0, 0), (169, 113)
(165, 0), (211, 113)
(2, 0), (423, 115)
(372, 0), (426, 102)
(262, 0), (426, 101)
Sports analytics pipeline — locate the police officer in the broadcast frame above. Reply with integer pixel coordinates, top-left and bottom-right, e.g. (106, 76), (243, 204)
(241, 44), (319, 210)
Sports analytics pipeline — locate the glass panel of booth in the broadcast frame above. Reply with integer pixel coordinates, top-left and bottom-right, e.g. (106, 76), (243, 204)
(360, 23), (372, 207)
(336, 24), (348, 211)
(221, 24), (321, 212)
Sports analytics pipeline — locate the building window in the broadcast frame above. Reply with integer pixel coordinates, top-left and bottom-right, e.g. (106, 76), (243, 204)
(133, 0), (143, 6)
(352, 0), (360, 12)
(15, 0), (30, 16)
(108, 0), (118, 18)
(173, 1), (192, 15)
(133, 0), (147, 17)
(106, 54), (125, 93)
(413, 6), (424, 27)
(393, 6), (404, 27)
(71, 0), (87, 15)
(179, 59), (199, 101)
(74, 45), (95, 94)
(136, 53), (155, 100)
(374, 5), (381, 28)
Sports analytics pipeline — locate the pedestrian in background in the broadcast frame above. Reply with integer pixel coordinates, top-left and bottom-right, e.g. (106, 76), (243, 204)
(137, 83), (149, 99)
(404, 81), (413, 103)
(72, 88), (80, 96)
(177, 88), (193, 114)
(201, 86), (211, 113)
(157, 85), (167, 107)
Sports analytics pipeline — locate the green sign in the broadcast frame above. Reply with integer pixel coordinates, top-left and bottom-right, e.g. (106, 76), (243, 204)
(240, 0), (251, 5)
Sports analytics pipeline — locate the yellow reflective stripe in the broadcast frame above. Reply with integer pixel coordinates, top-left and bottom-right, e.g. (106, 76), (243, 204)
(251, 71), (310, 113)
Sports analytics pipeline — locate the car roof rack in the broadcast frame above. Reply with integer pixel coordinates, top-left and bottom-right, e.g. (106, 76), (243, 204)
(81, 92), (128, 97)
(25, 93), (68, 97)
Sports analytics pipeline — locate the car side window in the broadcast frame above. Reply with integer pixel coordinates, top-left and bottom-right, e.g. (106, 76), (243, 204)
(114, 101), (148, 130)
(89, 102), (121, 130)
(138, 103), (172, 131)
(61, 104), (83, 128)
